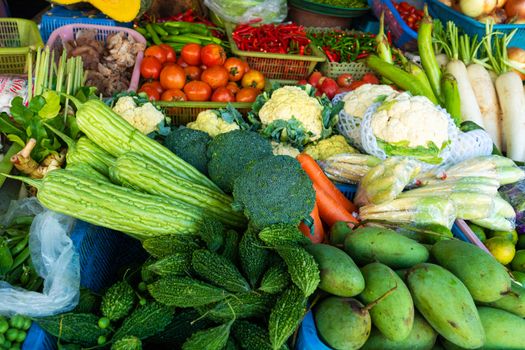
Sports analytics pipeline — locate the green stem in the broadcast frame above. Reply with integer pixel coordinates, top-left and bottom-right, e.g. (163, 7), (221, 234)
(1, 173), (42, 190)
(0, 143), (23, 189)
(43, 123), (75, 149)
(418, 6), (443, 103)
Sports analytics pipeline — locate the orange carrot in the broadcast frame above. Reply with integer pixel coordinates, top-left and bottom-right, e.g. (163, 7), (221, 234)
(299, 201), (325, 244)
(314, 182), (359, 228)
(296, 153), (357, 213)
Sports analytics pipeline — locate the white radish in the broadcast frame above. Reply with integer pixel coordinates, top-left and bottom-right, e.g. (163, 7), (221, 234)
(436, 53), (450, 69)
(446, 60), (485, 127)
(495, 71), (525, 161)
(467, 64), (502, 149)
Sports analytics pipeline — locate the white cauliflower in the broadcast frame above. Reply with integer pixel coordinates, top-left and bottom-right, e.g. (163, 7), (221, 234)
(371, 94), (450, 149)
(258, 86), (324, 141)
(271, 141), (300, 158)
(187, 110), (239, 137)
(113, 96), (165, 135)
(343, 84), (399, 118)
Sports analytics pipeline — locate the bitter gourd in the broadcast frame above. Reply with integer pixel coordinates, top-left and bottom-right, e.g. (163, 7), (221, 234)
(66, 163), (108, 182)
(276, 246), (320, 297)
(192, 249), (250, 293)
(67, 137), (115, 176)
(35, 313), (110, 347)
(202, 291), (275, 322)
(269, 286), (307, 350)
(199, 217), (225, 252)
(101, 281), (135, 322)
(259, 262), (290, 294)
(182, 320), (233, 350)
(232, 320), (289, 350)
(142, 235), (201, 259)
(148, 309), (213, 346)
(259, 224), (311, 247)
(221, 229), (240, 263)
(110, 336), (142, 350)
(148, 276), (230, 307)
(239, 226), (269, 288)
(147, 253), (191, 277)
(112, 302), (173, 341)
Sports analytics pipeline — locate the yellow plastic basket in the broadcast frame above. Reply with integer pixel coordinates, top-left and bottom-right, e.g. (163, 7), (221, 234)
(0, 18), (43, 74)
(155, 101), (252, 126)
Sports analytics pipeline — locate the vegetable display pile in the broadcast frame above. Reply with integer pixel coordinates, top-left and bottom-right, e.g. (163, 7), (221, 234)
(308, 30), (380, 63)
(232, 23), (311, 55)
(0, 315), (32, 349)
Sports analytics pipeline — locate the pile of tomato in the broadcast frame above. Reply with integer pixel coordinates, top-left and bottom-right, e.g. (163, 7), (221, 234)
(393, 1), (424, 32)
(139, 43), (265, 103)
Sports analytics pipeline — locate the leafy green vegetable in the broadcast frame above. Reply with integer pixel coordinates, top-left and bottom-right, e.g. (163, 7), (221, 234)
(376, 139), (448, 165)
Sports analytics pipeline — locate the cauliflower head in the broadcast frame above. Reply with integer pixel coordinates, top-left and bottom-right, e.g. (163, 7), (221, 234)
(343, 84), (399, 118)
(258, 86), (324, 141)
(113, 96), (164, 135)
(187, 110), (240, 137)
(271, 141), (300, 158)
(304, 135), (358, 161)
(371, 94), (451, 163)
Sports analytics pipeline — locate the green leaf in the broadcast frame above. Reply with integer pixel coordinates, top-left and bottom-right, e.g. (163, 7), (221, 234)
(0, 113), (24, 137)
(9, 97), (33, 127)
(74, 86), (98, 104)
(28, 95), (46, 113)
(262, 118), (311, 149)
(38, 91), (61, 119)
(376, 139), (445, 164)
(66, 115), (80, 140)
(7, 134), (25, 147)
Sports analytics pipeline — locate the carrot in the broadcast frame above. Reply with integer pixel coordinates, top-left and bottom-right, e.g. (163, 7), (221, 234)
(296, 153), (357, 213)
(314, 182), (359, 228)
(299, 201), (325, 244)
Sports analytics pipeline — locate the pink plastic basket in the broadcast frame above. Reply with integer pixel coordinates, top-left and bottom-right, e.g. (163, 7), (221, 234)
(46, 24), (145, 94)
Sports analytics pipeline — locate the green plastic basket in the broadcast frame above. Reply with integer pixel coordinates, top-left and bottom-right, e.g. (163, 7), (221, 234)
(225, 23), (326, 81)
(154, 101), (252, 126)
(0, 18), (43, 74)
(307, 27), (373, 79)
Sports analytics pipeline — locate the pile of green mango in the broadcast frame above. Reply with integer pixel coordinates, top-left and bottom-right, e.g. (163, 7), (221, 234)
(309, 226), (525, 350)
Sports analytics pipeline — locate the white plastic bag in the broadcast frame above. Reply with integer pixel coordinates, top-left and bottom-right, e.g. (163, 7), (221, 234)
(0, 198), (80, 317)
(204, 0), (287, 24)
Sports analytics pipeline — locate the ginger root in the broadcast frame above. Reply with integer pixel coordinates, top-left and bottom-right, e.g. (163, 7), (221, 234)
(11, 139), (66, 179)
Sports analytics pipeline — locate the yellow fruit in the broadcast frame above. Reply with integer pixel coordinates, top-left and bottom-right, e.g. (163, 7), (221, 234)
(469, 224), (486, 242)
(489, 230), (518, 245)
(485, 237), (516, 265)
(511, 250), (525, 272)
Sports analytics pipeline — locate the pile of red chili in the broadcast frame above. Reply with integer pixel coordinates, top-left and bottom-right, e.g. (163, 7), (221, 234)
(232, 23), (311, 55)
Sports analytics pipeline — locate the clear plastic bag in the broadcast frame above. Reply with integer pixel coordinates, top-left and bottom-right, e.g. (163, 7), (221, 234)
(0, 198), (80, 317)
(204, 0), (287, 24)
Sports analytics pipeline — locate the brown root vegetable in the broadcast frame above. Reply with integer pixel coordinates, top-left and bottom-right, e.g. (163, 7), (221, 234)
(11, 139), (66, 179)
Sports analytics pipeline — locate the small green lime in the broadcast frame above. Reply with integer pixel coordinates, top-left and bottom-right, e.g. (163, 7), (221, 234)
(21, 319), (31, 331)
(488, 230), (518, 245)
(511, 250), (525, 272)
(5, 329), (17, 343)
(97, 317), (110, 329)
(485, 237), (516, 265)
(9, 316), (24, 330)
(138, 282), (147, 292)
(512, 271), (525, 284)
(2, 340), (10, 349)
(15, 330), (25, 343)
(0, 333), (4, 344)
(97, 335), (107, 346)
(0, 320), (8, 334)
(469, 224), (486, 242)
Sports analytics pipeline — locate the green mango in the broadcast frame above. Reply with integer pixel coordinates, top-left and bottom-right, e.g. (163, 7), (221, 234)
(477, 306), (525, 349)
(407, 263), (485, 349)
(305, 244), (364, 297)
(330, 221), (353, 245)
(359, 262), (414, 341)
(315, 297), (371, 350)
(485, 282), (525, 317)
(512, 271), (525, 284)
(361, 312), (437, 350)
(344, 227), (429, 268)
(431, 240), (511, 303)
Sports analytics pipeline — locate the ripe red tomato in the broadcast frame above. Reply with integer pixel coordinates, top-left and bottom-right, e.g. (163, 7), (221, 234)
(201, 66), (229, 90)
(241, 70), (265, 90)
(160, 64), (186, 90)
(138, 85), (160, 101)
(144, 45), (167, 64)
(236, 87), (259, 102)
(349, 80), (368, 90)
(200, 44), (226, 67)
(308, 71), (323, 87)
(140, 56), (162, 80)
(159, 44), (176, 63)
(184, 66), (202, 81)
(225, 81), (240, 95)
(211, 87), (235, 102)
(223, 57), (245, 81)
(362, 73), (380, 84)
(140, 81), (163, 95)
(337, 73), (353, 88)
(181, 43), (202, 66)
(184, 81), (212, 101)
(161, 89), (187, 102)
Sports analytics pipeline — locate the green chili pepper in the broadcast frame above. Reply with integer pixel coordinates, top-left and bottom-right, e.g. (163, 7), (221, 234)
(418, 7), (442, 103)
(9, 216), (33, 227)
(10, 236), (28, 256)
(11, 246), (29, 271)
(162, 35), (202, 45)
(135, 27), (148, 37)
(164, 27), (180, 35)
(184, 33), (222, 45)
(0, 239), (13, 275)
(19, 265), (30, 285)
(146, 23), (162, 46)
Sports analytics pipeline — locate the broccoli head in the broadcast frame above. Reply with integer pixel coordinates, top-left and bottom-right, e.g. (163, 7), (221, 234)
(232, 155), (316, 230)
(164, 127), (211, 175)
(207, 130), (273, 193)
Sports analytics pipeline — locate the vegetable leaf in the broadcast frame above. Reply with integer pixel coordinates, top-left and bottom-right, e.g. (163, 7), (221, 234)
(376, 139), (445, 164)
(38, 91), (61, 119)
(262, 118), (312, 149)
(0, 113), (24, 137)
(7, 134), (25, 147)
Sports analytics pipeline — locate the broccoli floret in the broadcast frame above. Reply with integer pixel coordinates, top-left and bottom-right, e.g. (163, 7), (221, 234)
(207, 130), (273, 193)
(232, 155), (316, 230)
(164, 127), (211, 175)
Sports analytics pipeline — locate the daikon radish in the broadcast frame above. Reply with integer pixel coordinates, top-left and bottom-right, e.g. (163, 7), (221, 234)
(495, 71), (525, 161)
(467, 63), (502, 149)
(436, 53), (450, 69)
(446, 60), (485, 127)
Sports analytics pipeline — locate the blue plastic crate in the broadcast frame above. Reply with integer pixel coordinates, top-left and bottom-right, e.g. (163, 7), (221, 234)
(368, 0), (423, 51)
(40, 6), (132, 43)
(22, 220), (147, 350)
(428, 0), (525, 50)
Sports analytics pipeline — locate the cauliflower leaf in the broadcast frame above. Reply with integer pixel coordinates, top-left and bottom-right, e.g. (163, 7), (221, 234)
(377, 139), (450, 165)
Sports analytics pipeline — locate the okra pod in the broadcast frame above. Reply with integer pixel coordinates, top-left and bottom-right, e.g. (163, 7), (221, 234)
(10, 236), (28, 256)
(441, 73), (462, 126)
(366, 55), (439, 104)
(152, 23), (168, 37)
(135, 27), (149, 38)
(418, 7), (442, 102)
(146, 23), (162, 46)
